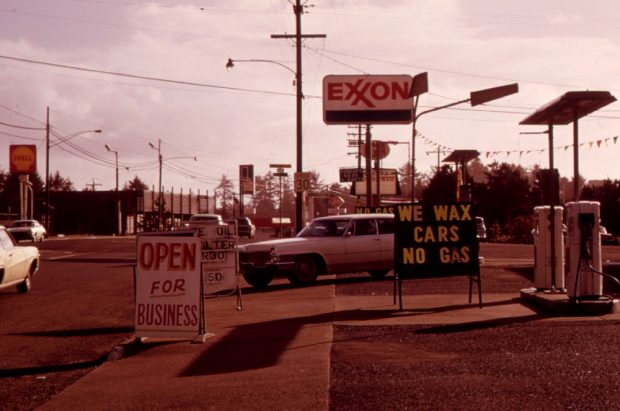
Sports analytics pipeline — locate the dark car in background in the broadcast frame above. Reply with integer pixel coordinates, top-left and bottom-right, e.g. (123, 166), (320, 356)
(228, 217), (256, 239)
(7, 219), (47, 242)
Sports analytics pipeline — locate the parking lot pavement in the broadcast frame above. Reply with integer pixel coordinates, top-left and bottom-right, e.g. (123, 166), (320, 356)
(39, 268), (620, 410)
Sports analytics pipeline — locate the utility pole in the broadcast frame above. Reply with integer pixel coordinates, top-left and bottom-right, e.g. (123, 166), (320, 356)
(149, 139), (163, 229)
(45, 107), (50, 231)
(426, 147), (450, 172)
(86, 178), (102, 191)
(365, 125), (372, 208)
(271, 0), (325, 234)
(347, 125), (363, 171)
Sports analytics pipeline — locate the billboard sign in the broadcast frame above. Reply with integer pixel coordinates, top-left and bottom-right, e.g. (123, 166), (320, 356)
(339, 167), (364, 183)
(323, 75), (413, 124)
(353, 168), (399, 196)
(240, 164), (254, 195)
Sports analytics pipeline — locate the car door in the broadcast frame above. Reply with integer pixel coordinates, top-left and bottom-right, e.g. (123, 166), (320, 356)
(377, 217), (395, 269)
(345, 218), (382, 271)
(0, 230), (26, 285)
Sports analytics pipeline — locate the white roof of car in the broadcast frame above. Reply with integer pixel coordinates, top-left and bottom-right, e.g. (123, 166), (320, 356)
(313, 213), (393, 221)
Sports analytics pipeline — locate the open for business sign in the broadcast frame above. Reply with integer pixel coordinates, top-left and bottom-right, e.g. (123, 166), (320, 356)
(323, 75), (413, 124)
(135, 235), (201, 339)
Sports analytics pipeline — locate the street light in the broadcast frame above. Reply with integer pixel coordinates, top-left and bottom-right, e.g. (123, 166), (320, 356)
(148, 139), (197, 230)
(226, 56), (304, 233)
(45, 125), (102, 232)
(410, 80), (519, 202)
(104, 144), (119, 192)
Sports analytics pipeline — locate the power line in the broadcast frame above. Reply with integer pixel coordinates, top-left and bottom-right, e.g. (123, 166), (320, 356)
(0, 130), (43, 141)
(0, 54), (297, 98)
(0, 120), (46, 130)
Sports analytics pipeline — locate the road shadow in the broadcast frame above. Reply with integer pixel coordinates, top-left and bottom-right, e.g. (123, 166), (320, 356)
(179, 296), (538, 377)
(10, 326), (134, 338)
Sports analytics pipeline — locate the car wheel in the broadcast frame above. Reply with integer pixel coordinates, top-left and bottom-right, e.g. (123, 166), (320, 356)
(17, 273), (31, 293)
(368, 270), (389, 279)
(288, 255), (319, 285)
(242, 268), (273, 289)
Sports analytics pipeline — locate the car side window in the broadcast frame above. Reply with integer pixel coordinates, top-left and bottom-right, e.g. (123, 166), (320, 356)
(354, 219), (378, 236)
(377, 218), (394, 234)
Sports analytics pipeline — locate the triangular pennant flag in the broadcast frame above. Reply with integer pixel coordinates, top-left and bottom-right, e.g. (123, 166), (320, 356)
(597, 140), (602, 148)
(614, 136), (618, 144)
(589, 141), (594, 148)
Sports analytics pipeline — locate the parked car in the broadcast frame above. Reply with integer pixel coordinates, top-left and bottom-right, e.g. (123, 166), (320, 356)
(475, 217), (487, 241)
(239, 214), (394, 288)
(0, 226), (40, 293)
(7, 219), (47, 242)
(600, 226), (617, 245)
(228, 217), (256, 239)
(183, 213), (225, 230)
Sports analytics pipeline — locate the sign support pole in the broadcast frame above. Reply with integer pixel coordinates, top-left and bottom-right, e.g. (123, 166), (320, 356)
(365, 125), (372, 207)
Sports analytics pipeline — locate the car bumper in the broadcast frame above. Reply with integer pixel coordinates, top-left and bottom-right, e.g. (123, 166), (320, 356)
(240, 261), (295, 274)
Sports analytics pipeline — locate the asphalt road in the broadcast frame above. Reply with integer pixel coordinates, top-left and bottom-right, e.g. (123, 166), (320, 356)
(1, 238), (620, 410)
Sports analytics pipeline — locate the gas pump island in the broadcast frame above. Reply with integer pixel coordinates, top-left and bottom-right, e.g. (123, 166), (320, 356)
(520, 91), (620, 314)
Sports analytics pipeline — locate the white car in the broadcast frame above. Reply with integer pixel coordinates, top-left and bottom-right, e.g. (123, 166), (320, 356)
(0, 226), (40, 293)
(239, 214), (394, 288)
(7, 219), (47, 242)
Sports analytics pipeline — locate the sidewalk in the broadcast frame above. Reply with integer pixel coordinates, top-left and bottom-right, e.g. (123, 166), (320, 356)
(40, 279), (335, 411)
(40, 275), (620, 410)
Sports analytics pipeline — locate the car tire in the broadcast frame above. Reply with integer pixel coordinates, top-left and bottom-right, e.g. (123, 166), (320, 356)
(368, 270), (389, 279)
(288, 255), (319, 286)
(17, 273), (31, 293)
(242, 269), (273, 288)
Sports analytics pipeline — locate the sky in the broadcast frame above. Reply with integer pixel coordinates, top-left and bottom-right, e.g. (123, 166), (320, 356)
(1, 0), (620, 195)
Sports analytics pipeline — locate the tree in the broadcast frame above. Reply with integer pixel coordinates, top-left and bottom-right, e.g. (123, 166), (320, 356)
(422, 165), (457, 203)
(124, 175), (148, 191)
(476, 162), (535, 242)
(48, 171), (74, 192)
(215, 174), (235, 218)
(581, 179), (620, 236)
(397, 161), (413, 199)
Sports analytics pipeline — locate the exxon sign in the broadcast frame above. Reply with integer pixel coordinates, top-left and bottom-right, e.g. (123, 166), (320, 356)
(323, 75), (413, 125)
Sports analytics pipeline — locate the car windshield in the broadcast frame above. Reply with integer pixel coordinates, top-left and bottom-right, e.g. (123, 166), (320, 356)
(191, 215), (220, 222)
(298, 219), (350, 237)
(13, 221), (33, 228)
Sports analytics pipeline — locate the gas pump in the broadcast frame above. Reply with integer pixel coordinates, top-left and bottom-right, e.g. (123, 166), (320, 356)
(565, 201), (602, 299)
(533, 206), (564, 290)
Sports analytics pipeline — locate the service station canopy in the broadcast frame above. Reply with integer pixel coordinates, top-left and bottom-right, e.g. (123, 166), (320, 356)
(520, 91), (616, 126)
(442, 150), (480, 165)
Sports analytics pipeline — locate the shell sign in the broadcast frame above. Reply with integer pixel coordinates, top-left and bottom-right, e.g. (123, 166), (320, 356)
(10, 145), (37, 174)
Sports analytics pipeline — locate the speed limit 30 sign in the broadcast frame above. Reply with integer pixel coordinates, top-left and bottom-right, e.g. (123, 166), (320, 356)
(294, 172), (312, 192)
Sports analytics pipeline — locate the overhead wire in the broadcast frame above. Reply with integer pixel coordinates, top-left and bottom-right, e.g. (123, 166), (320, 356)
(0, 55), (298, 98)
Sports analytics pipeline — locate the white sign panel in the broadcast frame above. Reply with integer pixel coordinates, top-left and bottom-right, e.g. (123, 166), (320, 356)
(354, 168), (399, 196)
(135, 236), (201, 339)
(203, 266), (237, 295)
(323, 75), (413, 125)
